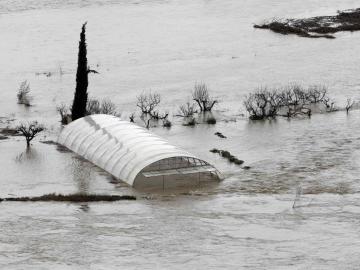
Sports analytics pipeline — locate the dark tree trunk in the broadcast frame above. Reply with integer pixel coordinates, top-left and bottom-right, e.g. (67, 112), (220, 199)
(71, 22), (89, 121)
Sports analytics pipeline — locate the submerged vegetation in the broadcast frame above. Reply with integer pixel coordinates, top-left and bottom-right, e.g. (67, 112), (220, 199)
(177, 102), (197, 117)
(254, 8), (360, 39)
(183, 117), (196, 126)
(210, 148), (244, 165)
(86, 97), (120, 116)
(57, 103), (72, 124)
(192, 83), (217, 112)
(346, 98), (354, 114)
(0, 193), (136, 202)
(214, 132), (226, 138)
(136, 91), (169, 129)
(17, 121), (44, 147)
(243, 84), (335, 120)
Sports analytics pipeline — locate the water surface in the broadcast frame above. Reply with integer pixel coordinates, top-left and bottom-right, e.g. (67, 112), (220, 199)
(1, 0), (360, 269)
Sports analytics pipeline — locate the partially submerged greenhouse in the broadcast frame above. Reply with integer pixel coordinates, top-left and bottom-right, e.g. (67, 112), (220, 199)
(58, 115), (222, 190)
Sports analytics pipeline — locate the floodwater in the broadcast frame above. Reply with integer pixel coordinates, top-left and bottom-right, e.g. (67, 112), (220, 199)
(1, 0), (360, 269)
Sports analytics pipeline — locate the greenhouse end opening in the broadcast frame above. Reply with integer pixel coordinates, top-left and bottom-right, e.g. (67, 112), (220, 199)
(58, 115), (222, 190)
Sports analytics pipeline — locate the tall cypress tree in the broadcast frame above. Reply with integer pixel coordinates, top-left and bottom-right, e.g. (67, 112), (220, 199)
(72, 22), (89, 121)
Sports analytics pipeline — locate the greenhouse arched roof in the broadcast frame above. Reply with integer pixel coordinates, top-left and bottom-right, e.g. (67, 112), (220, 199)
(58, 115), (216, 186)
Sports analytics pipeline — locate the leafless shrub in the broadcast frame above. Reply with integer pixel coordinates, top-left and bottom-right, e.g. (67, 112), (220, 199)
(192, 83), (217, 112)
(86, 98), (120, 116)
(17, 80), (32, 106)
(243, 88), (281, 120)
(150, 110), (169, 120)
(279, 92), (311, 118)
(346, 98), (354, 114)
(177, 102), (197, 117)
(279, 84), (304, 106)
(56, 103), (71, 124)
(136, 92), (161, 114)
(100, 99), (119, 116)
(86, 98), (101, 114)
(17, 121), (45, 147)
(244, 84), (331, 120)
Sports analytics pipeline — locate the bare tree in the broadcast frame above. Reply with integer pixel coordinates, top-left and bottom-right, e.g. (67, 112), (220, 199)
(192, 83), (217, 112)
(136, 91), (169, 124)
(17, 121), (44, 147)
(307, 85), (327, 104)
(17, 80), (32, 106)
(136, 92), (161, 114)
(346, 98), (354, 114)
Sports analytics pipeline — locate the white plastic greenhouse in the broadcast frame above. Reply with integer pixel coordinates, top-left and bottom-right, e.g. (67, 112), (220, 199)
(58, 115), (222, 190)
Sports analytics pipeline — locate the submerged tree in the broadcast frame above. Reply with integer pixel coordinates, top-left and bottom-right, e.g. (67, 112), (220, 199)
(71, 23), (98, 121)
(17, 121), (44, 147)
(192, 83), (217, 112)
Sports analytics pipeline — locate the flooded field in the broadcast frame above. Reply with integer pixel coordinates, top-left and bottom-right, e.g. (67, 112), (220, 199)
(1, 0), (360, 269)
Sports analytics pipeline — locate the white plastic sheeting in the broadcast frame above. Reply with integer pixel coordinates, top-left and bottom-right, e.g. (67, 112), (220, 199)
(58, 115), (219, 187)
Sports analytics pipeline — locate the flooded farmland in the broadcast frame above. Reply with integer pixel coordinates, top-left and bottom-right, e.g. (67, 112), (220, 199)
(1, 0), (360, 269)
